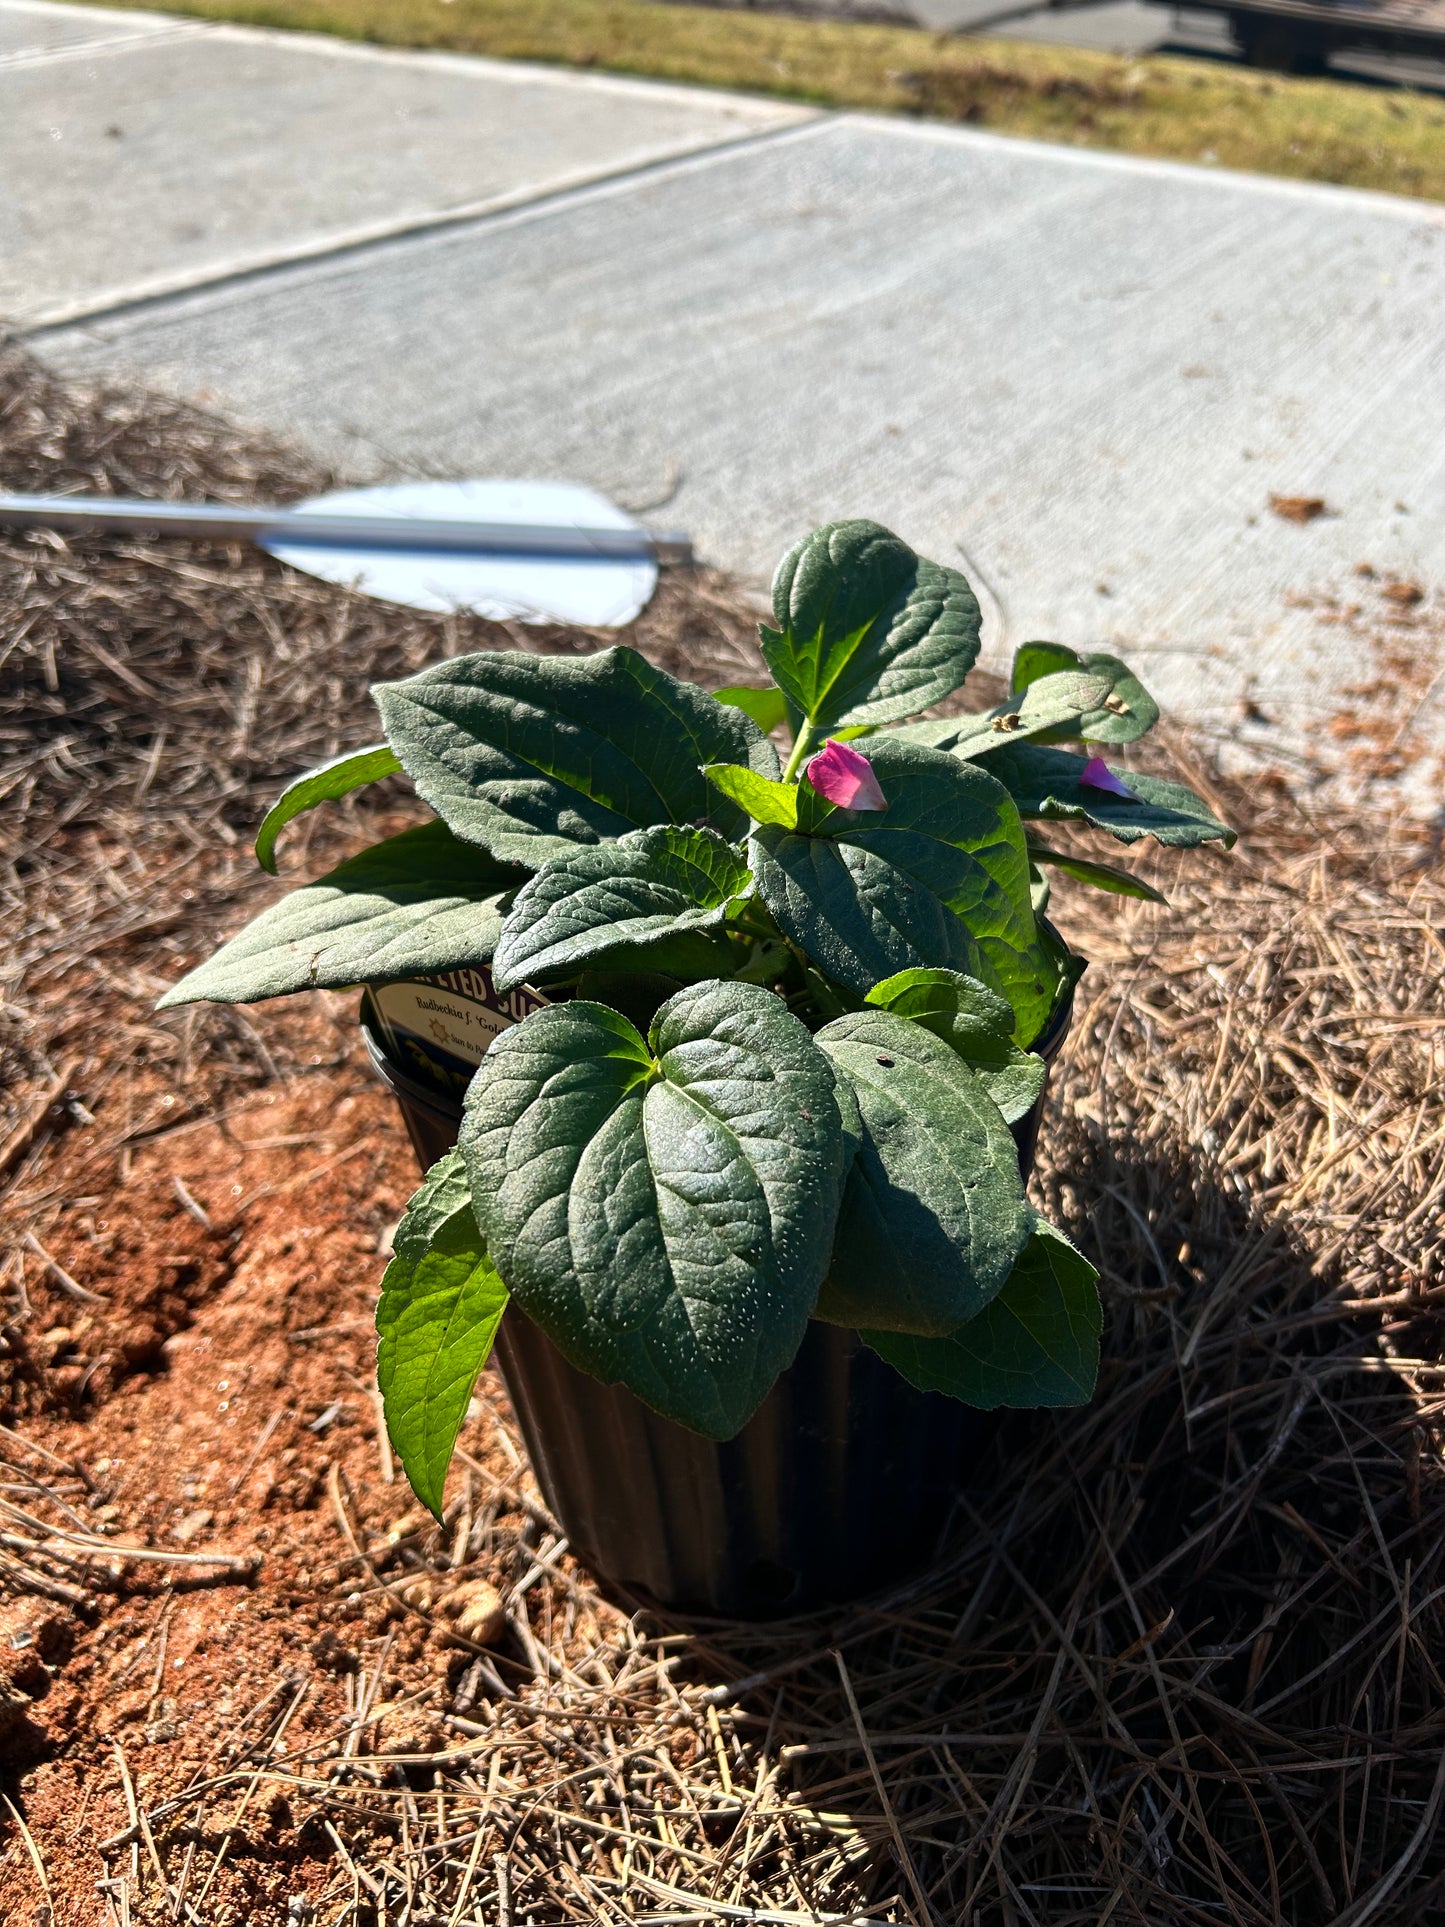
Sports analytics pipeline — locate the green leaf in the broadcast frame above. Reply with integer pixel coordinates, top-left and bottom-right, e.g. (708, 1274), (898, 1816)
(461, 982), (848, 1439)
(702, 762), (798, 830)
(749, 737), (1059, 1044)
(569, 931), (736, 987)
(1027, 840), (1168, 904)
(1011, 642), (1081, 692)
(569, 959), (723, 1032)
(813, 1012), (1032, 1336)
(1039, 915), (1087, 1004)
(492, 826), (752, 992)
(760, 520), (981, 734)
(254, 743), (402, 874)
(713, 684), (789, 735)
(864, 968), (1046, 1124)
(376, 1150), (510, 1518)
(158, 821), (522, 1008)
(372, 647), (779, 868)
(984, 745), (1235, 849)
(1012, 644), (1160, 746)
(862, 1219), (1100, 1408)
(891, 672), (1113, 757)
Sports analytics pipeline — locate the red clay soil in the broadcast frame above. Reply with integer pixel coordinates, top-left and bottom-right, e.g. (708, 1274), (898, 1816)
(1, 1048), (554, 1926)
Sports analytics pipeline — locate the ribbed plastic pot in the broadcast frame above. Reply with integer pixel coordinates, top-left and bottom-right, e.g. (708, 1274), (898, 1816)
(364, 984), (1074, 1618)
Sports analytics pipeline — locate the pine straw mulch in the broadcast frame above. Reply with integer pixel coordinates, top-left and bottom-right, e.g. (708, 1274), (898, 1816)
(2, 343), (1444, 1925)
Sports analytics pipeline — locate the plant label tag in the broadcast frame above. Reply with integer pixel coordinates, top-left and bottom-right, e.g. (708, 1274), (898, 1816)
(371, 966), (548, 1101)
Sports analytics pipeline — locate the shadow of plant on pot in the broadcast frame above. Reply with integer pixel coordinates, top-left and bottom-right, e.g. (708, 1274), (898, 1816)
(160, 517), (1234, 1618)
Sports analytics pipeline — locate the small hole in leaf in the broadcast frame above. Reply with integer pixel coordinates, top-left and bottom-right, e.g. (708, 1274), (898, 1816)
(876, 1055), (895, 1067)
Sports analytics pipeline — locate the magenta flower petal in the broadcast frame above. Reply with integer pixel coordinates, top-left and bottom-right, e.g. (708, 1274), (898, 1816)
(1079, 756), (1137, 800)
(805, 739), (888, 812)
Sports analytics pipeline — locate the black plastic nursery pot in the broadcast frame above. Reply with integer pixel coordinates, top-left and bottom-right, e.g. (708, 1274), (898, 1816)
(363, 985), (1075, 1620)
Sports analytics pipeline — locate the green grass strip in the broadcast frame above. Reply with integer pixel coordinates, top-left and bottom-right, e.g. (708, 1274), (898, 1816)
(71, 0), (1445, 203)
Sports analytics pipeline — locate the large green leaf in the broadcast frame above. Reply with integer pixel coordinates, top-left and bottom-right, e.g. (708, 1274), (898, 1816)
(889, 672), (1112, 758)
(760, 521), (981, 736)
(372, 648), (779, 868)
(492, 826), (752, 992)
(254, 743), (402, 874)
(813, 1012), (1032, 1337)
(749, 737), (1058, 1044)
(461, 982), (848, 1439)
(376, 1150), (509, 1518)
(1013, 644), (1160, 746)
(983, 744), (1236, 849)
(158, 821), (521, 1008)
(864, 968), (1046, 1124)
(862, 1219), (1101, 1407)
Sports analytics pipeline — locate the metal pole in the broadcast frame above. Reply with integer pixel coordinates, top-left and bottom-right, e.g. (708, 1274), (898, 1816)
(0, 493), (693, 566)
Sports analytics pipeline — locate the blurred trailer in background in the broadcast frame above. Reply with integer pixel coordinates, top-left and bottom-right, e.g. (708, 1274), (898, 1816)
(1144, 0), (1445, 69)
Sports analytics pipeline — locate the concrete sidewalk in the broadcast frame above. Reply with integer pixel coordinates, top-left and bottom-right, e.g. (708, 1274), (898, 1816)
(9, 3), (1445, 775)
(0, 0), (814, 329)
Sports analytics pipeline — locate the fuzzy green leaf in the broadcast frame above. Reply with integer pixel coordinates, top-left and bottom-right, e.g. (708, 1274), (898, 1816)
(376, 1150), (510, 1518)
(254, 743), (402, 874)
(1012, 645), (1160, 746)
(159, 821), (521, 1008)
(1027, 840), (1169, 903)
(891, 673), (1111, 758)
(713, 685), (789, 735)
(864, 968), (1046, 1124)
(372, 647), (778, 868)
(814, 1012), (1032, 1336)
(461, 982), (848, 1439)
(761, 520), (981, 734)
(492, 826), (752, 992)
(702, 762), (799, 830)
(984, 745), (1235, 849)
(862, 1219), (1101, 1407)
(749, 737), (1058, 1044)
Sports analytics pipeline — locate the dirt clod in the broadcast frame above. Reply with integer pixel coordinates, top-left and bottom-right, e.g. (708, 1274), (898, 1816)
(437, 1579), (506, 1647)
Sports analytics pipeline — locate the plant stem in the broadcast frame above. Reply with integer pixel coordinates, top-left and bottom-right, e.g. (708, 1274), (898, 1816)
(782, 722), (820, 784)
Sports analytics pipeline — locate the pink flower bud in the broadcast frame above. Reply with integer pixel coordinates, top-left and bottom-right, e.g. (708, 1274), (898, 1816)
(1079, 756), (1137, 800)
(805, 739), (888, 812)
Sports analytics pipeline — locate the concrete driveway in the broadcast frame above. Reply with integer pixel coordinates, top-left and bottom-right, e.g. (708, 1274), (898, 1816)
(7, 1), (1445, 775)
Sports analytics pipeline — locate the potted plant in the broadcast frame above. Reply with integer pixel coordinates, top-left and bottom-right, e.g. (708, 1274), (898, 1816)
(164, 520), (1233, 1615)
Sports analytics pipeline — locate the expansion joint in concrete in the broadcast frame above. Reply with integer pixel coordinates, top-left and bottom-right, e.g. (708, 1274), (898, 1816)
(20, 112), (833, 341)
